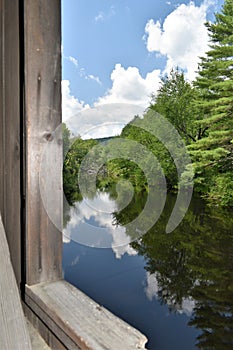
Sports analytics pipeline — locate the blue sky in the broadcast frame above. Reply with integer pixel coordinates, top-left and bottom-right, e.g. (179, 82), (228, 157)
(62, 0), (224, 138)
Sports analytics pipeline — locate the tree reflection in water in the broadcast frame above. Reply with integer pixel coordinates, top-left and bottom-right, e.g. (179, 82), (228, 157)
(113, 192), (233, 349)
(64, 186), (233, 349)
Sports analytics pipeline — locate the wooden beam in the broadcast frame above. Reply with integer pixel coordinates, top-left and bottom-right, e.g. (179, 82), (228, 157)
(0, 216), (32, 350)
(26, 281), (148, 350)
(24, 0), (62, 285)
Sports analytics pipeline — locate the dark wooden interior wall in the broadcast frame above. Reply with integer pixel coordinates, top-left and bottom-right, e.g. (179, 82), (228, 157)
(0, 0), (21, 287)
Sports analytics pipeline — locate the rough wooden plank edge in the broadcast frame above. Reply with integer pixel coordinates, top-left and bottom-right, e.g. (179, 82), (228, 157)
(24, 303), (70, 350)
(26, 281), (148, 350)
(0, 216), (32, 350)
(24, 295), (81, 350)
(26, 318), (51, 350)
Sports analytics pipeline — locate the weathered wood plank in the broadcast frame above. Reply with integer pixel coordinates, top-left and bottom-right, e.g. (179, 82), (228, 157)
(26, 318), (51, 350)
(0, 215), (32, 350)
(0, 0), (4, 217)
(0, 0), (21, 286)
(24, 302), (79, 350)
(26, 281), (148, 350)
(24, 0), (62, 285)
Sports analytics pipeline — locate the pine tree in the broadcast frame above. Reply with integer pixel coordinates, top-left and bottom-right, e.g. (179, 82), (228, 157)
(189, 0), (233, 205)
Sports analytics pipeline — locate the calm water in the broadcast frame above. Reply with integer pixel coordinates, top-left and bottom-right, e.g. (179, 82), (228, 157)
(63, 190), (233, 350)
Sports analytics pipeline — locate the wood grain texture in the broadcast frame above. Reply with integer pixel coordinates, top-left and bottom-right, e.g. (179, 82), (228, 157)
(0, 0), (4, 217)
(0, 0), (21, 286)
(24, 0), (62, 285)
(0, 216), (32, 350)
(26, 318), (52, 350)
(26, 281), (148, 350)
(24, 302), (79, 350)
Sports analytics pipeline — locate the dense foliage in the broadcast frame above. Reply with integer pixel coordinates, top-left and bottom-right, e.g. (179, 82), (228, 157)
(188, 0), (233, 205)
(150, 68), (200, 143)
(63, 127), (99, 204)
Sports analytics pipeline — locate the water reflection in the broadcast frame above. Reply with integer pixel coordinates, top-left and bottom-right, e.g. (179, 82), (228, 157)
(63, 191), (233, 349)
(144, 272), (196, 317)
(63, 191), (137, 257)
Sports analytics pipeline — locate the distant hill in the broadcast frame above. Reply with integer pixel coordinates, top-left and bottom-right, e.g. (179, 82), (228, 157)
(94, 136), (117, 144)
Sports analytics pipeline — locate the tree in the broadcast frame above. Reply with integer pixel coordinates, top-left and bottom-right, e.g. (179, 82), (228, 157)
(63, 135), (99, 204)
(189, 0), (233, 205)
(150, 68), (199, 143)
(120, 114), (179, 189)
(62, 122), (71, 157)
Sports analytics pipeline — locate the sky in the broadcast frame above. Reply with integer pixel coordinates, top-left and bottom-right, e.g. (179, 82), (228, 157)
(62, 0), (224, 138)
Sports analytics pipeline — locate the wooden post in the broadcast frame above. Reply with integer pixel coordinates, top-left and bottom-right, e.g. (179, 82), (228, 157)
(24, 0), (62, 285)
(0, 0), (21, 287)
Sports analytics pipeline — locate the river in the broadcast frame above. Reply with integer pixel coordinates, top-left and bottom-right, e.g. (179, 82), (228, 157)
(63, 190), (233, 350)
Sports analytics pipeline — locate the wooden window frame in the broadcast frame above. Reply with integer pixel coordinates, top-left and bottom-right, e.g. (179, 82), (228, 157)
(0, 1), (146, 348)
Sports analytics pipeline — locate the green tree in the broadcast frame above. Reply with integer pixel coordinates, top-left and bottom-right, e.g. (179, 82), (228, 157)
(189, 0), (233, 205)
(62, 123), (71, 157)
(150, 69), (199, 143)
(63, 136), (99, 204)
(120, 114), (178, 189)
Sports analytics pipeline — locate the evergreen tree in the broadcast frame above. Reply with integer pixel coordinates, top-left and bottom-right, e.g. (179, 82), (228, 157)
(189, 0), (233, 205)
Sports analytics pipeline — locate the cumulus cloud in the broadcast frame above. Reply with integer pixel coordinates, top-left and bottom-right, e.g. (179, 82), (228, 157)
(144, 1), (212, 80)
(64, 102), (144, 139)
(62, 80), (89, 122)
(62, 63), (161, 138)
(96, 63), (161, 108)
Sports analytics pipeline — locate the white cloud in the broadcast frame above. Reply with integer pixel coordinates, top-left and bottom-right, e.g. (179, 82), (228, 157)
(144, 1), (212, 80)
(85, 74), (102, 85)
(95, 6), (116, 22)
(62, 63), (161, 138)
(144, 272), (159, 301)
(64, 102), (144, 139)
(144, 272), (196, 316)
(112, 240), (137, 260)
(62, 80), (89, 122)
(95, 12), (104, 22)
(68, 56), (78, 67)
(96, 63), (161, 108)
(63, 234), (71, 244)
(179, 297), (196, 317)
(64, 55), (101, 84)
(63, 192), (138, 258)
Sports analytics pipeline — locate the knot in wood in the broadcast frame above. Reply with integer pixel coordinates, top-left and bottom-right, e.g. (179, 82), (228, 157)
(45, 133), (54, 142)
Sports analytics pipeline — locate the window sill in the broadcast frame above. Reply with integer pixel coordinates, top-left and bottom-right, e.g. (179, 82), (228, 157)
(25, 280), (147, 350)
